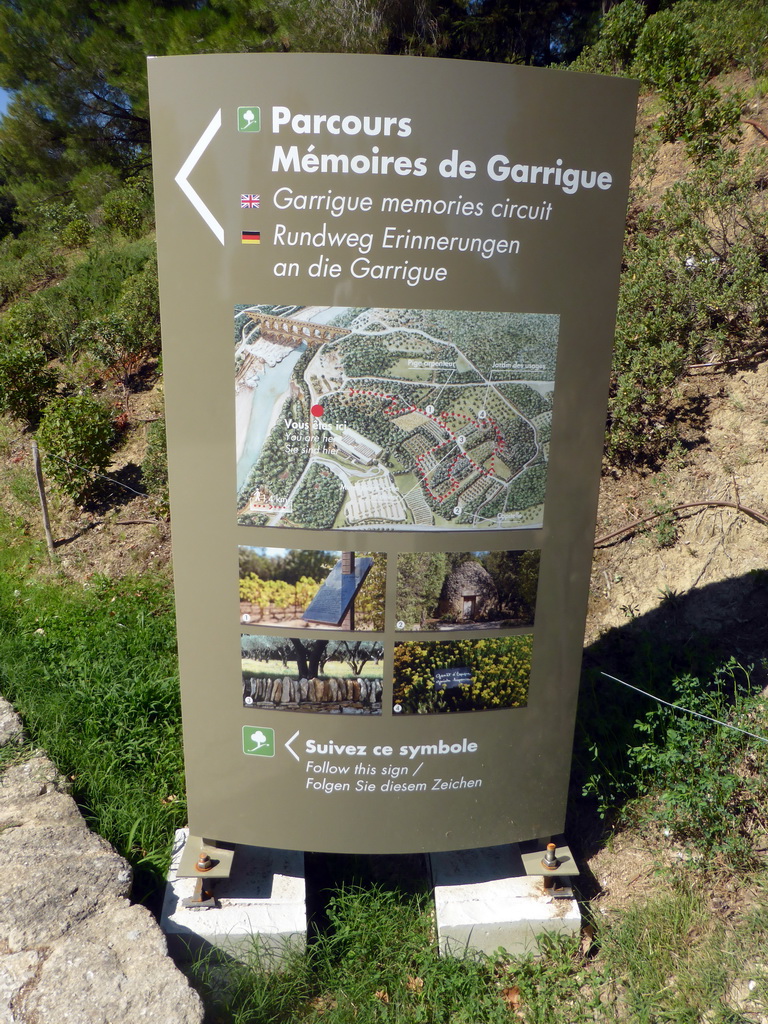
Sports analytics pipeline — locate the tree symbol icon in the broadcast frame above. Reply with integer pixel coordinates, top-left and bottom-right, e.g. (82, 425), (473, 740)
(238, 107), (260, 132)
(242, 725), (275, 756)
(250, 730), (268, 750)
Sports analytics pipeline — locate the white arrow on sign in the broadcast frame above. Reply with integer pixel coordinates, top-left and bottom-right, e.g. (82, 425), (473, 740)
(174, 109), (224, 245)
(285, 729), (300, 762)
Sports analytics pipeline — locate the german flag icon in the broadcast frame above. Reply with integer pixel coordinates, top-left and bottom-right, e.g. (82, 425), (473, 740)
(241, 231), (261, 244)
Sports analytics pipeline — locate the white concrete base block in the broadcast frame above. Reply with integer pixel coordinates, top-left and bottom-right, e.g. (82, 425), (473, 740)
(161, 829), (306, 963)
(430, 844), (581, 957)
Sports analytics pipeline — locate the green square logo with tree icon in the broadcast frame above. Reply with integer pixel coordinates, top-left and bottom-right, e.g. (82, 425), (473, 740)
(237, 106), (260, 132)
(242, 726), (275, 756)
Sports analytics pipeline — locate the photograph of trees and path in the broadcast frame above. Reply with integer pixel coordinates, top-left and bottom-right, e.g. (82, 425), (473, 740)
(241, 634), (383, 714)
(239, 546), (386, 630)
(393, 635), (532, 715)
(395, 549), (539, 631)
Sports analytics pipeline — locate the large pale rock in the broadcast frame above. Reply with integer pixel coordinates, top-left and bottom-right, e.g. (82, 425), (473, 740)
(21, 901), (204, 1024)
(0, 952), (40, 1024)
(0, 746), (203, 1024)
(0, 697), (22, 747)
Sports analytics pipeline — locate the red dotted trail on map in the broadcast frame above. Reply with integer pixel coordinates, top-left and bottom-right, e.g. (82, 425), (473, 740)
(247, 500), (284, 512)
(347, 387), (506, 502)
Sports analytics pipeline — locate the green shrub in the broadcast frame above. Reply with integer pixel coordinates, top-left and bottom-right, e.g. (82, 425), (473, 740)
(667, 84), (742, 161)
(608, 227), (699, 465)
(0, 239), (66, 304)
(76, 310), (149, 390)
(36, 394), (115, 501)
(102, 174), (154, 238)
(5, 240), (159, 361)
(73, 252), (160, 387)
(689, 0), (768, 78)
(1, 290), (82, 359)
(0, 239), (25, 304)
(571, 0), (646, 76)
(0, 345), (58, 425)
(633, 7), (743, 158)
(628, 661), (768, 867)
(120, 249), (161, 356)
(633, 8), (708, 94)
(62, 239), (155, 313)
(608, 151), (768, 466)
(60, 216), (92, 249)
(579, 653), (768, 867)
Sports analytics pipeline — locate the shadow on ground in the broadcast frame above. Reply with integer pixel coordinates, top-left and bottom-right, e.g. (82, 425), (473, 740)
(567, 565), (768, 880)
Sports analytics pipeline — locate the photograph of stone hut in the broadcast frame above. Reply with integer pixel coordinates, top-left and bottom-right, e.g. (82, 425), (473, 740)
(395, 550), (539, 631)
(438, 560), (499, 622)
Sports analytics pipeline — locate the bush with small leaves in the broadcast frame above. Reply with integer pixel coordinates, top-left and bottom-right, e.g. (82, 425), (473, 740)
(0, 238), (65, 304)
(78, 311), (144, 390)
(36, 395), (114, 502)
(607, 151), (768, 466)
(626, 661), (768, 867)
(60, 216), (92, 249)
(0, 239), (66, 303)
(690, 0), (768, 79)
(1, 291), (81, 359)
(633, 8), (742, 159)
(633, 9), (707, 95)
(570, 0), (646, 76)
(0, 345), (58, 426)
(120, 250), (161, 357)
(102, 174), (154, 238)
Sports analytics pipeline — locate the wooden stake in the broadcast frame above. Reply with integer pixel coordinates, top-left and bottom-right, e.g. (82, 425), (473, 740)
(31, 441), (56, 562)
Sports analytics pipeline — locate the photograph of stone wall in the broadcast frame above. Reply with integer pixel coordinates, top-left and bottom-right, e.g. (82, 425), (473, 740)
(241, 633), (383, 714)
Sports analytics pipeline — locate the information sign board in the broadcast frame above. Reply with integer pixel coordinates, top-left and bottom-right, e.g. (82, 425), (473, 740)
(148, 53), (637, 853)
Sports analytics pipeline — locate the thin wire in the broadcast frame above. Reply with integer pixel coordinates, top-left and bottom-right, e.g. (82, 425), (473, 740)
(600, 671), (768, 745)
(38, 448), (157, 502)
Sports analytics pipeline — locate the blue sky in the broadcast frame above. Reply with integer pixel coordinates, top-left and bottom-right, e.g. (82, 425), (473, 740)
(0, 89), (9, 117)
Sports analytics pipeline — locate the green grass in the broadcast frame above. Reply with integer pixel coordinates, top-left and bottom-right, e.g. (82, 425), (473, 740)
(189, 873), (768, 1023)
(0, 513), (185, 902)
(0, 736), (36, 773)
(242, 658), (381, 679)
(193, 885), (540, 1024)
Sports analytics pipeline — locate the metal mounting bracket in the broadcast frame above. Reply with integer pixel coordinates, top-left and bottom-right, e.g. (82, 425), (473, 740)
(176, 834), (236, 911)
(520, 842), (577, 898)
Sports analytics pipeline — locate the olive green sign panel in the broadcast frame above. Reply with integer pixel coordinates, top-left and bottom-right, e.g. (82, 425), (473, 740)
(147, 53), (637, 854)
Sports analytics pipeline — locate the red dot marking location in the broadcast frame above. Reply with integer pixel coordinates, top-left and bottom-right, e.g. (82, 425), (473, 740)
(310, 404), (325, 417)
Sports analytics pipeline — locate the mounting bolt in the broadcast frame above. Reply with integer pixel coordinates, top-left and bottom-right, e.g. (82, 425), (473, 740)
(541, 843), (560, 871)
(195, 851), (214, 873)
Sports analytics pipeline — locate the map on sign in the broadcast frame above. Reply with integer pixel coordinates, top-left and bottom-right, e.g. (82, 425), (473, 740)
(235, 305), (559, 531)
